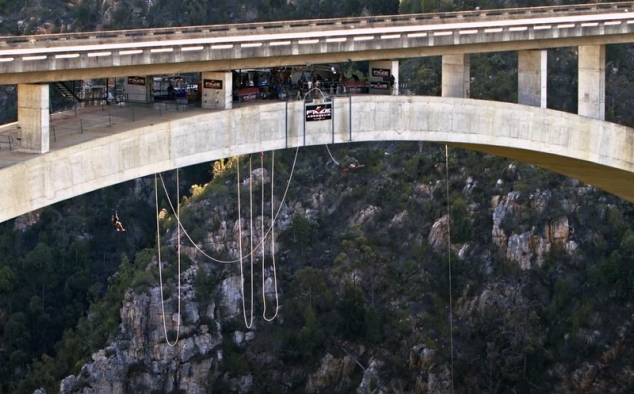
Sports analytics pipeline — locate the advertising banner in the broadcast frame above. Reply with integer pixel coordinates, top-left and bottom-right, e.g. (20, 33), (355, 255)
(344, 81), (366, 94)
(371, 68), (391, 78)
(370, 81), (389, 90)
(237, 87), (259, 102)
(127, 76), (146, 86)
(204, 79), (223, 89)
(305, 103), (332, 122)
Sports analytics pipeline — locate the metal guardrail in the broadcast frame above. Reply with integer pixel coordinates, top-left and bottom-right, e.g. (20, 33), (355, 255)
(0, 135), (14, 151)
(45, 97), (197, 143)
(0, 1), (631, 49)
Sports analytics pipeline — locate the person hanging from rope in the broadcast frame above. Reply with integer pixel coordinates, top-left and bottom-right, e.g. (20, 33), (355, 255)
(339, 155), (365, 174)
(111, 210), (126, 232)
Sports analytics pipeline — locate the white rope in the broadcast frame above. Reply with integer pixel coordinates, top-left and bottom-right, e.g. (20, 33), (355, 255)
(154, 150), (297, 328)
(159, 147), (300, 264)
(263, 151), (280, 321)
(445, 145), (455, 394)
(325, 145), (339, 166)
(155, 171), (181, 347)
(249, 156), (256, 328)
(237, 156), (254, 329)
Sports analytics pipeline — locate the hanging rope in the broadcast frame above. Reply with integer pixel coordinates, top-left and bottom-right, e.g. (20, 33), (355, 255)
(154, 149), (298, 328)
(445, 145), (455, 394)
(263, 151), (280, 321)
(237, 156), (255, 329)
(325, 144), (339, 166)
(159, 147), (300, 264)
(155, 170), (182, 347)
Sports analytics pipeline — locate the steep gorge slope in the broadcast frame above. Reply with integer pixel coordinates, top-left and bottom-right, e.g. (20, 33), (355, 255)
(53, 143), (634, 393)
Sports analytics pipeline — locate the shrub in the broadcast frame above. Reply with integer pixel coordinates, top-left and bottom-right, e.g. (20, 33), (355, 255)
(131, 271), (156, 294)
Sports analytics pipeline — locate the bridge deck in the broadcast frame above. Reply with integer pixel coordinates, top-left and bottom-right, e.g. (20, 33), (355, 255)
(3, 2), (634, 84)
(0, 99), (277, 171)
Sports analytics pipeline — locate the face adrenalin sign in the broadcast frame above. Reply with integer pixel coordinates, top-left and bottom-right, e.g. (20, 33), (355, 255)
(305, 103), (332, 121)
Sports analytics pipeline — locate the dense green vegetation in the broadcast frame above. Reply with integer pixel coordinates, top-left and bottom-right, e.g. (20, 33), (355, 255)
(174, 143), (634, 393)
(2, 145), (634, 392)
(0, 168), (211, 393)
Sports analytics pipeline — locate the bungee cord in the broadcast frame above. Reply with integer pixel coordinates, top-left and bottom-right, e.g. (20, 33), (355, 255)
(262, 151), (280, 321)
(155, 170), (182, 346)
(159, 147), (300, 264)
(154, 148), (298, 329)
(445, 145), (455, 394)
(238, 156), (254, 329)
(325, 144), (340, 166)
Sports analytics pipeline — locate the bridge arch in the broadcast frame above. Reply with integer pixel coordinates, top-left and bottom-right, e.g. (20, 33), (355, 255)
(2, 95), (633, 223)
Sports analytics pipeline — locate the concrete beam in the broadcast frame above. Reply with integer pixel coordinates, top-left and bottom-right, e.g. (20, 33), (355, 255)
(518, 50), (547, 108)
(442, 54), (470, 98)
(578, 45), (605, 120)
(17, 84), (49, 153)
(4, 33), (634, 85)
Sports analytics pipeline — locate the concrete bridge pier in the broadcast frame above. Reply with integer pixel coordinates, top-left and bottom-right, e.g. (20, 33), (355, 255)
(17, 84), (49, 153)
(201, 71), (233, 110)
(578, 45), (605, 120)
(442, 54), (470, 98)
(518, 50), (547, 108)
(124, 75), (154, 103)
(369, 60), (399, 95)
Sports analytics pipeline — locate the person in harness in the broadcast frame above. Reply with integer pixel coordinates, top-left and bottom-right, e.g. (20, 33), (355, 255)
(112, 210), (126, 232)
(339, 156), (365, 174)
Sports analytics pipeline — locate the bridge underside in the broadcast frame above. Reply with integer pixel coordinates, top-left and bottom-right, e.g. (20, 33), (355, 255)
(1, 96), (633, 223)
(451, 143), (634, 201)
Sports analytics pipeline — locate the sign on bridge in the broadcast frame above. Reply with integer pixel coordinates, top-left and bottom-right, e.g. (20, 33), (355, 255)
(305, 103), (332, 122)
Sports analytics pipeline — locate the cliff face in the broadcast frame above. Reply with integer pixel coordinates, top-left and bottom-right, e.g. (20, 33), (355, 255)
(50, 143), (634, 394)
(60, 267), (224, 393)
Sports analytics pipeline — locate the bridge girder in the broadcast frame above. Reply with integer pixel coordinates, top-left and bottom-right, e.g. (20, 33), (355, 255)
(1, 96), (633, 223)
(3, 6), (634, 84)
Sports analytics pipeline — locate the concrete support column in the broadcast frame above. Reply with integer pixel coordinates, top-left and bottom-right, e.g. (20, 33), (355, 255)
(442, 54), (470, 98)
(369, 60), (399, 96)
(201, 71), (233, 110)
(17, 84), (49, 154)
(518, 50), (547, 108)
(124, 76), (153, 103)
(578, 45), (605, 120)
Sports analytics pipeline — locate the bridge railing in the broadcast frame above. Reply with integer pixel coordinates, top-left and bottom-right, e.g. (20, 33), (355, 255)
(0, 135), (14, 151)
(1, 1), (632, 49)
(48, 99), (195, 143)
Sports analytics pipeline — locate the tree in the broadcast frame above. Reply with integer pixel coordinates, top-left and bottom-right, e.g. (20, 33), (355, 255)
(297, 305), (326, 356)
(336, 281), (367, 340)
(3, 312), (31, 353)
(334, 237), (386, 305)
(293, 267), (333, 311)
(20, 243), (58, 304)
(449, 195), (472, 244)
(364, 305), (382, 344)
(366, 0), (399, 15)
(399, 0), (441, 14)
(0, 265), (16, 294)
(291, 213), (312, 256)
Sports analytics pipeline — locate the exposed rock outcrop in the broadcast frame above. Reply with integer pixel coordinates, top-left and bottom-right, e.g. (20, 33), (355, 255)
(493, 191), (577, 268)
(59, 266), (224, 394)
(305, 353), (357, 393)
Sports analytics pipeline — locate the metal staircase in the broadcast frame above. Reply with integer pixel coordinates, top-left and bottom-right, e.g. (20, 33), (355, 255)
(53, 81), (83, 103)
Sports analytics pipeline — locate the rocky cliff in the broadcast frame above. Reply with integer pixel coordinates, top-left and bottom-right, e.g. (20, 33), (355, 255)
(47, 143), (634, 394)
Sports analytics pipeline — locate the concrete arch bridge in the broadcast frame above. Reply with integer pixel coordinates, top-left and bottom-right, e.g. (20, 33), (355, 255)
(0, 95), (632, 224)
